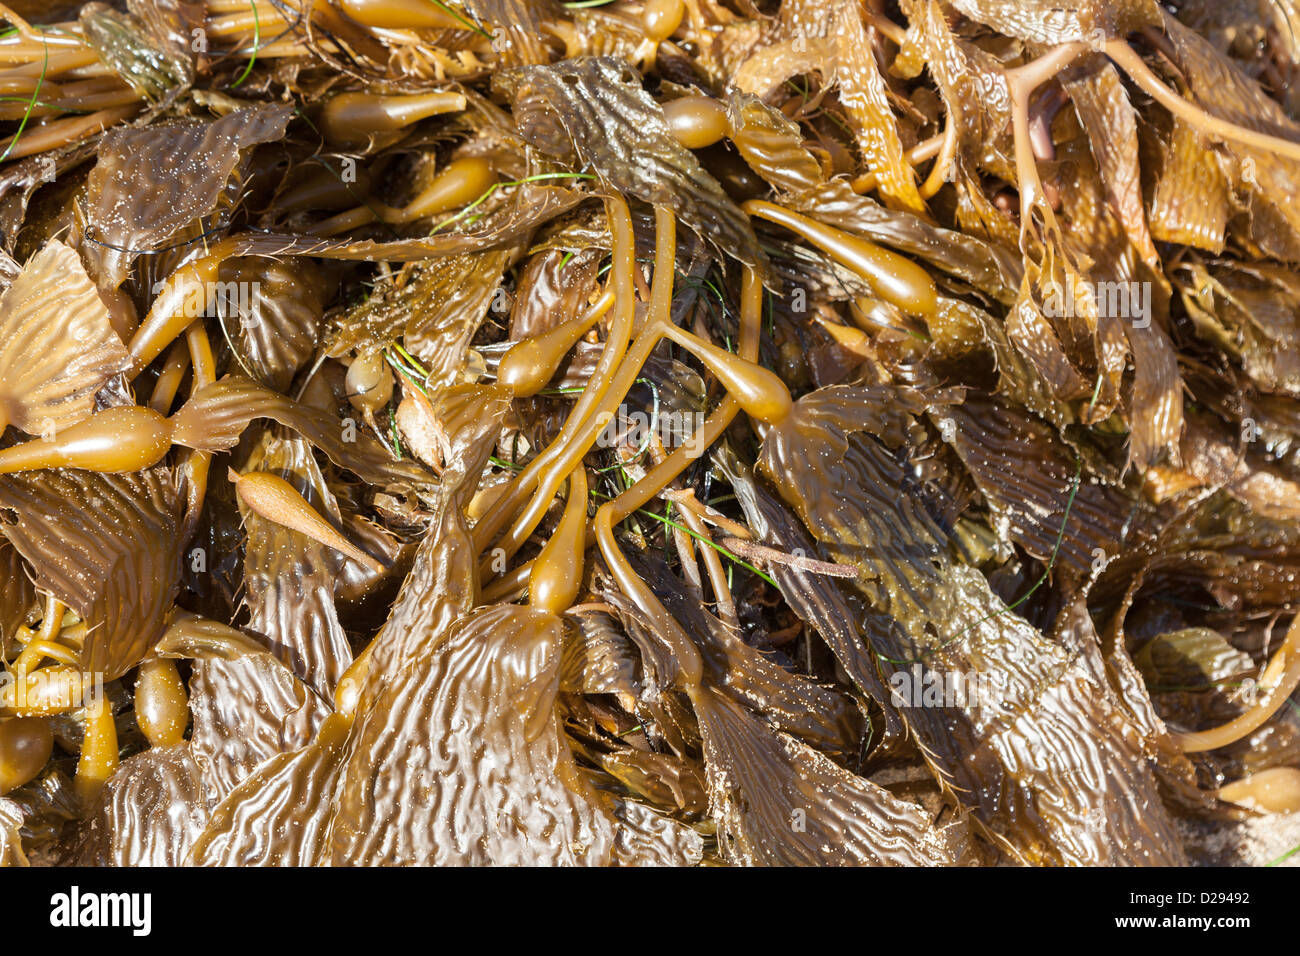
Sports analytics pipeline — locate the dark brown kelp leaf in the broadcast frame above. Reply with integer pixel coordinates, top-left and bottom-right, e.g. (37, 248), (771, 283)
(1136, 494), (1300, 616)
(1175, 259), (1300, 397)
(0, 798), (25, 866)
(0, 138), (104, 258)
(562, 7), (654, 64)
(187, 652), (329, 803)
(83, 105), (292, 289)
(608, 797), (704, 866)
(595, 748), (707, 814)
(346, 386), (508, 684)
(186, 390), (526, 865)
(1054, 115), (1179, 460)
(0, 538), (35, 658)
(70, 747), (208, 866)
(188, 714), (349, 867)
(560, 608), (642, 705)
(5, 770), (79, 861)
(944, 394), (1131, 574)
(509, 247), (602, 339)
(0, 241), (130, 435)
(758, 387), (1186, 864)
(1005, 272), (1090, 426)
(692, 686), (970, 866)
(127, 0), (205, 73)
(330, 605), (619, 865)
(1125, 308), (1184, 472)
(73, 611), (331, 864)
(498, 57), (767, 272)
(221, 258), (328, 394)
(596, 583), (708, 755)
(322, 385), (619, 863)
(169, 375), (431, 486)
(1058, 597), (1205, 812)
(1177, 409), (1300, 520)
(0, 466), (182, 679)
(631, 550), (864, 759)
(717, 445), (902, 744)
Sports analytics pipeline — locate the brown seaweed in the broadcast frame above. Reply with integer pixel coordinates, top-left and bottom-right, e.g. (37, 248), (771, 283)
(2, 0), (1299, 870)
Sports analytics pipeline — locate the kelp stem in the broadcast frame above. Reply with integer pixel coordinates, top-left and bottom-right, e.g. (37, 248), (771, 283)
(743, 199), (937, 316)
(0, 103), (138, 162)
(149, 339), (192, 414)
(918, 121), (957, 199)
(593, 501), (703, 687)
(1105, 38), (1300, 163)
(606, 267), (763, 523)
(1003, 42), (1087, 248)
(484, 267), (765, 595)
(673, 479), (738, 627)
(1173, 614), (1300, 753)
(180, 322), (216, 536)
(471, 195), (641, 555)
(127, 239), (239, 373)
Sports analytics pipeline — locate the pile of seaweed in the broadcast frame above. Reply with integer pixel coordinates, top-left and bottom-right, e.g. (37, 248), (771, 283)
(0, 0), (1299, 867)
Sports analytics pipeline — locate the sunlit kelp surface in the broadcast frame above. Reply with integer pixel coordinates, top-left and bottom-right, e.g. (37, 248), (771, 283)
(0, 0), (1299, 868)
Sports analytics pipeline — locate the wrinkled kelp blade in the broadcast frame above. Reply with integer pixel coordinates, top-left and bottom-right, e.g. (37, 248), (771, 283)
(0, 466), (182, 678)
(0, 241), (130, 435)
(759, 387), (1186, 864)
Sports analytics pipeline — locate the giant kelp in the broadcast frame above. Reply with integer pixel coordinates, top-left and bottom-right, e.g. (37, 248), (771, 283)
(0, 0), (1298, 869)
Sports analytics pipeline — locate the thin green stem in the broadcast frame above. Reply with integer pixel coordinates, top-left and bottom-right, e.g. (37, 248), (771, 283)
(231, 0), (260, 88)
(429, 172), (595, 235)
(878, 457), (1084, 665)
(590, 488), (777, 586)
(0, 35), (48, 163)
(431, 0), (493, 38)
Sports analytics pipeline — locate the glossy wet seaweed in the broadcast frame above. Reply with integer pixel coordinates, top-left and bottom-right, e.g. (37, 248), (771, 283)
(0, 0), (1297, 868)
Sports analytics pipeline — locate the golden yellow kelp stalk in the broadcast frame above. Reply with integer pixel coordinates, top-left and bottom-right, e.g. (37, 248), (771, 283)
(3, 0), (1300, 869)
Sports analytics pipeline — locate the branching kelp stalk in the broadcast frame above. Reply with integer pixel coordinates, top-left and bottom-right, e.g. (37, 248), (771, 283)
(2, 0), (1300, 867)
